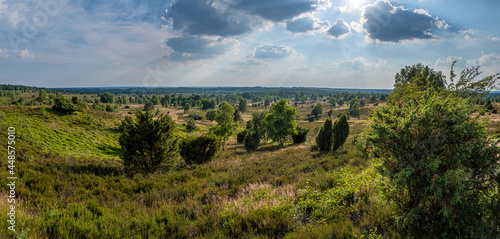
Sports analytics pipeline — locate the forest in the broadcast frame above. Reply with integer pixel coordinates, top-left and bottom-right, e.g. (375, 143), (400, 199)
(0, 63), (499, 238)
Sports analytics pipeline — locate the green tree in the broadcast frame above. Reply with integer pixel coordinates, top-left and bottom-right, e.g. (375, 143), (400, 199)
(238, 98), (248, 113)
(180, 134), (221, 165)
(349, 98), (360, 117)
(332, 113), (349, 152)
(36, 89), (48, 105)
(395, 63), (446, 90)
(100, 92), (115, 103)
(315, 118), (334, 152)
(328, 97), (336, 107)
(265, 99), (299, 147)
(311, 103), (323, 119)
(206, 109), (218, 121)
(292, 126), (309, 144)
(186, 118), (197, 132)
(184, 103), (191, 114)
(366, 83), (500, 237)
(249, 110), (268, 144)
(210, 102), (238, 150)
(448, 60), (500, 97)
(118, 110), (178, 175)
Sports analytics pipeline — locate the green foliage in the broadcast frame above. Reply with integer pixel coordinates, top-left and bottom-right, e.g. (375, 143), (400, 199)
(183, 102), (191, 113)
(349, 98), (360, 118)
(395, 63), (446, 90)
(332, 113), (349, 152)
(448, 60), (500, 97)
(144, 102), (154, 111)
(36, 89), (48, 105)
(186, 118), (197, 132)
(206, 109), (218, 121)
(236, 130), (248, 144)
(105, 104), (119, 113)
(52, 95), (86, 114)
(310, 102), (323, 119)
(119, 110), (178, 175)
(243, 133), (259, 151)
(292, 126), (309, 144)
(238, 98), (248, 113)
(316, 118), (334, 152)
(266, 99), (299, 147)
(366, 86), (500, 237)
(180, 134), (221, 165)
(210, 102), (238, 150)
(100, 92), (115, 103)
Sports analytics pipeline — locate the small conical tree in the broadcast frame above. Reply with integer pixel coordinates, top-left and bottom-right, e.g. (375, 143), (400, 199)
(316, 118), (334, 152)
(332, 113), (349, 152)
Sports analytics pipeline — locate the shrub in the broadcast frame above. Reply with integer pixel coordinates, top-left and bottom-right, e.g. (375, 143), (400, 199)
(192, 115), (203, 120)
(119, 110), (178, 175)
(236, 130), (249, 144)
(180, 134), (221, 165)
(186, 118), (197, 132)
(315, 118), (334, 152)
(105, 104), (119, 113)
(144, 102), (154, 111)
(206, 109), (218, 121)
(332, 113), (349, 152)
(366, 87), (500, 237)
(244, 133), (259, 151)
(292, 126), (309, 144)
(52, 95), (86, 114)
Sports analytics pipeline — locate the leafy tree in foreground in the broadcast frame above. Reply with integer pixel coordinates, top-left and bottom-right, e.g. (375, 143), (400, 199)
(180, 134), (221, 165)
(332, 113), (349, 152)
(315, 118), (333, 152)
(119, 110), (178, 175)
(186, 118), (197, 132)
(265, 99), (299, 147)
(366, 84), (500, 237)
(395, 63), (446, 90)
(210, 102), (238, 150)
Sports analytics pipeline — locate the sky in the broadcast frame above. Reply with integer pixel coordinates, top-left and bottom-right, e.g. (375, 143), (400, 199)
(0, 0), (499, 89)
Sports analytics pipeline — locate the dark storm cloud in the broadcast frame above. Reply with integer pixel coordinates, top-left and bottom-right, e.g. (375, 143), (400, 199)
(327, 19), (350, 38)
(166, 0), (253, 36)
(252, 45), (294, 59)
(235, 0), (318, 22)
(362, 0), (442, 43)
(166, 35), (238, 61)
(286, 17), (315, 33)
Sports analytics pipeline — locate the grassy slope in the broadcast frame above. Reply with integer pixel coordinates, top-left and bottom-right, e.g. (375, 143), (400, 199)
(0, 104), (395, 238)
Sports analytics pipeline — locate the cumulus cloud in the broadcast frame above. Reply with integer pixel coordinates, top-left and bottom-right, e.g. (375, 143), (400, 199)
(286, 16), (329, 33)
(166, 0), (254, 37)
(0, 48), (8, 58)
(435, 56), (464, 67)
(286, 17), (315, 33)
(233, 59), (267, 66)
(467, 53), (500, 67)
(361, 0), (445, 43)
(252, 45), (295, 59)
(165, 35), (239, 61)
(17, 49), (33, 59)
(333, 57), (386, 71)
(327, 19), (351, 39)
(235, 0), (329, 22)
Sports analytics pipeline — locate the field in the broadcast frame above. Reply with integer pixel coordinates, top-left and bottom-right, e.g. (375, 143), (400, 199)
(0, 89), (498, 238)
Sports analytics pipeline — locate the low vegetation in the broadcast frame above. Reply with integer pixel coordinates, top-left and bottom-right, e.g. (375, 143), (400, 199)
(0, 62), (499, 238)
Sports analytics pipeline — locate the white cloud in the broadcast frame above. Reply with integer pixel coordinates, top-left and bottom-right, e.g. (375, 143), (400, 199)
(435, 56), (464, 67)
(327, 19), (351, 39)
(251, 44), (296, 59)
(0, 48), (8, 58)
(467, 53), (500, 67)
(332, 57), (386, 72)
(18, 48), (33, 58)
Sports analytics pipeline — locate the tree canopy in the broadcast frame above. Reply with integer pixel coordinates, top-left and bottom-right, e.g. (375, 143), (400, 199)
(265, 99), (299, 147)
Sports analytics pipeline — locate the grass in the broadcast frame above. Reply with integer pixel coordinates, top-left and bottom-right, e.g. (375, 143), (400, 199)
(2, 99), (496, 238)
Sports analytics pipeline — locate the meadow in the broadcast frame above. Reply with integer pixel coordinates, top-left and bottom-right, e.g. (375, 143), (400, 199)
(0, 87), (498, 238)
